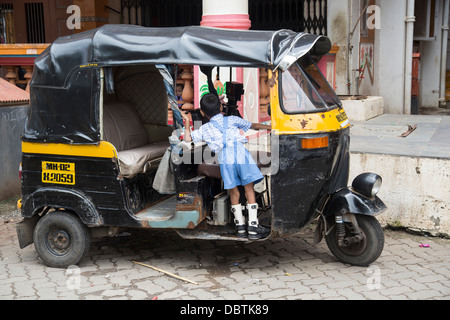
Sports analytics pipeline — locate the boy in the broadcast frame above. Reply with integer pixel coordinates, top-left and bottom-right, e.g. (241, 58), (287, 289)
(182, 93), (271, 240)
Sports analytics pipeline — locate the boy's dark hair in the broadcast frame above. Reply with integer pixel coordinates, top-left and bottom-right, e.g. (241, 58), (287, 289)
(200, 93), (221, 117)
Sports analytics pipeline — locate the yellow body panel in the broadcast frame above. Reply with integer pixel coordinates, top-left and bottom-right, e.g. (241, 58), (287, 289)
(269, 70), (350, 134)
(22, 141), (118, 158)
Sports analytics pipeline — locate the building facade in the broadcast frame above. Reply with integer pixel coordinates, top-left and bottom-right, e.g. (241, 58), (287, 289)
(328, 0), (450, 113)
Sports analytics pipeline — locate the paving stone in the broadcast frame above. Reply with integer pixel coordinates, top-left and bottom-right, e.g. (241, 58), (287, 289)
(259, 288), (295, 299)
(101, 289), (127, 297)
(0, 283), (13, 297)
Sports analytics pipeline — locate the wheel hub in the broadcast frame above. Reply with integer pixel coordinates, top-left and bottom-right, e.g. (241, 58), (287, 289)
(339, 231), (367, 256)
(47, 229), (71, 255)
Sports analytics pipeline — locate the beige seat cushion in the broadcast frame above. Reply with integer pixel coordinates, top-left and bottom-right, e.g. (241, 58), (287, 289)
(103, 102), (148, 152)
(117, 141), (169, 178)
(103, 102), (170, 178)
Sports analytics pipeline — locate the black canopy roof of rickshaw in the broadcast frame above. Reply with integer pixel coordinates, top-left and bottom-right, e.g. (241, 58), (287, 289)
(24, 25), (332, 144)
(31, 24), (331, 87)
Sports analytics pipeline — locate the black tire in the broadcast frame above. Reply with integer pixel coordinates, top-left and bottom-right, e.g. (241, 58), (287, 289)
(325, 215), (384, 267)
(33, 211), (90, 268)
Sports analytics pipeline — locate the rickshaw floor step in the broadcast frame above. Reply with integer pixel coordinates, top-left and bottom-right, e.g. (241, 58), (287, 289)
(176, 229), (252, 242)
(135, 195), (177, 221)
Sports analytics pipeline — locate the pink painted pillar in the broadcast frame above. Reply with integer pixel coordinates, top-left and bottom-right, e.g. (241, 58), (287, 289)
(200, 0), (251, 30)
(194, 0), (251, 115)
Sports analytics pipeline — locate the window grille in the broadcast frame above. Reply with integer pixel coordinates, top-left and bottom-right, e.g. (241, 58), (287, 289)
(249, 0), (327, 35)
(120, 0), (327, 35)
(121, 0), (202, 27)
(0, 3), (14, 43)
(25, 2), (46, 43)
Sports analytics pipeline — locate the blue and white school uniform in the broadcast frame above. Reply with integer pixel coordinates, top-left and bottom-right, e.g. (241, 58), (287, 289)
(191, 113), (263, 190)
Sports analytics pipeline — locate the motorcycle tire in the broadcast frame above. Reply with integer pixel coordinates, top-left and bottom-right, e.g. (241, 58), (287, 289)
(33, 211), (91, 268)
(325, 214), (384, 267)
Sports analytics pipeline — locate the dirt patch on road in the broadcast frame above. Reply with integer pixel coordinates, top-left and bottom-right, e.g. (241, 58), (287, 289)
(0, 195), (22, 224)
(384, 228), (450, 246)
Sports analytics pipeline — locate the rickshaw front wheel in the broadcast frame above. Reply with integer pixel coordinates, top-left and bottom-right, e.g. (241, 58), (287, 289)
(33, 211), (91, 268)
(325, 214), (384, 267)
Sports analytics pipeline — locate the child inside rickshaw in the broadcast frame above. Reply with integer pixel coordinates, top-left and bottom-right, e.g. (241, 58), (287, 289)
(182, 93), (271, 240)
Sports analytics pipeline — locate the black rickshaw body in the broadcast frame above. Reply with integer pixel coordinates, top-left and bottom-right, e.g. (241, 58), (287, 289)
(16, 25), (386, 267)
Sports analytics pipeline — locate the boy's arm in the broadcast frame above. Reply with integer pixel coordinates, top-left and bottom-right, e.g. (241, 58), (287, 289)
(181, 111), (192, 142)
(251, 123), (271, 130)
(233, 116), (271, 131)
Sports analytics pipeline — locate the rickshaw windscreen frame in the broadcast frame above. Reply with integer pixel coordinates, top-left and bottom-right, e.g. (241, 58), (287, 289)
(279, 56), (342, 115)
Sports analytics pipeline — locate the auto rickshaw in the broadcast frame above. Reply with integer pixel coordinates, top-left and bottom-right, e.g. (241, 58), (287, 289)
(16, 25), (386, 268)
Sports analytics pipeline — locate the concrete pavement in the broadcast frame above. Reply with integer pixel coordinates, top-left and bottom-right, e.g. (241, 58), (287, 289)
(350, 114), (450, 159)
(0, 220), (449, 300)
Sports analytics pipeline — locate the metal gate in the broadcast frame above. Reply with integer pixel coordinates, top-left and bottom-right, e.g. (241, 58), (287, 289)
(121, 0), (202, 27)
(121, 0), (327, 35)
(249, 0), (327, 34)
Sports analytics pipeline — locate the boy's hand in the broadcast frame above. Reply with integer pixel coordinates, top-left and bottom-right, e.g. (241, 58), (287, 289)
(181, 111), (190, 122)
(182, 111), (192, 142)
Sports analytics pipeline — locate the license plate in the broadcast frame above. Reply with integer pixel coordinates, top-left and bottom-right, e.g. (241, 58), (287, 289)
(336, 110), (348, 122)
(42, 161), (75, 185)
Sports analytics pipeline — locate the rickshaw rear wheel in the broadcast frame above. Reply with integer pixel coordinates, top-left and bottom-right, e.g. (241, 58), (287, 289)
(33, 211), (91, 268)
(325, 214), (384, 267)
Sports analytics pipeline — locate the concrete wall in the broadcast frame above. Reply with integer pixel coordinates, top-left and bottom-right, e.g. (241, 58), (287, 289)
(350, 152), (450, 237)
(0, 105), (28, 201)
(342, 96), (384, 121)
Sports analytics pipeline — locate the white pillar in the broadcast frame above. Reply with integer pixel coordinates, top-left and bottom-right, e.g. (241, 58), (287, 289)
(203, 0), (248, 15)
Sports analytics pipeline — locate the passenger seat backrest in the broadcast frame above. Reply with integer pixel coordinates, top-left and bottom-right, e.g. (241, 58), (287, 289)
(103, 102), (148, 152)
